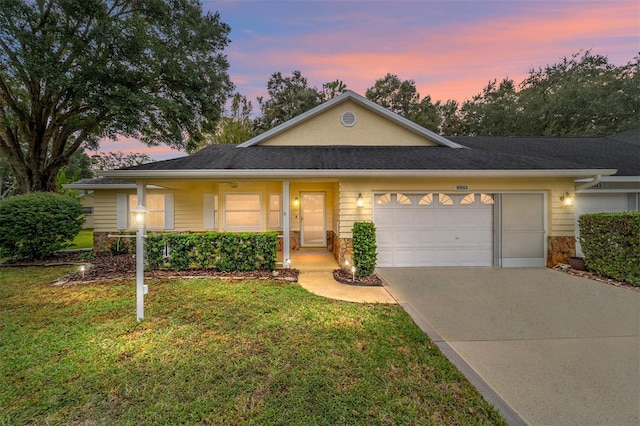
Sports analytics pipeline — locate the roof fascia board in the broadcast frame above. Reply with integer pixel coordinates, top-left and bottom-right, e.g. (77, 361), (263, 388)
(238, 91), (465, 148)
(62, 183), (165, 190)
(576, 176), (640, 183)
(103, 168), (617, 180)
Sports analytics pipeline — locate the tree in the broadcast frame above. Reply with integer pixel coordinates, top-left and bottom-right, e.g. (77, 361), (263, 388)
(90, 151), (152, 173)
(255, 70), (323, 132)
(188, 93), (256, 153)
(365, 74), (440, 130)
(458, 78), (523, 136)
(321, 79), (348, 101)
(518, 50), (640, 136)
(0, 0), (233, 194)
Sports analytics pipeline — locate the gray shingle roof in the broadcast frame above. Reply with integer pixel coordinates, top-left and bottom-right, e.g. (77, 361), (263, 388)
(119, 144), (608, 172)
(449, 130), (639, 176)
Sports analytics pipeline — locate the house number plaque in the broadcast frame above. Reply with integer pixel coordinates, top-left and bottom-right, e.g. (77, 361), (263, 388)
(455, 185), (469, 190)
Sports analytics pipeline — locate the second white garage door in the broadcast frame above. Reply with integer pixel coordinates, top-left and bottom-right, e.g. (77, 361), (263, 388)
(374, 192), (494, 267)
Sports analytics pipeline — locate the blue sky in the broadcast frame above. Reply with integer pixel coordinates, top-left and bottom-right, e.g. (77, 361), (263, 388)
(100, 0), (640, 159)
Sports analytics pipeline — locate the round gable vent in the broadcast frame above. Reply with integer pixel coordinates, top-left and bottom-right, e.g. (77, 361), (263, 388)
(341, 111), (357, 127)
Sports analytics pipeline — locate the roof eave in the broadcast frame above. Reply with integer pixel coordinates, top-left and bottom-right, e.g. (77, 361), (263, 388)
(102, 168), (618, 180)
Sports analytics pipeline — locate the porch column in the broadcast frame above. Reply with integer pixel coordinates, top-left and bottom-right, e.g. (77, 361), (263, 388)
(282, 180), (291, 268)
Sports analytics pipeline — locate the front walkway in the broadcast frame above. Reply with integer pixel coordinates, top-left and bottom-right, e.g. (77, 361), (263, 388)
(291, 249), (396, 304)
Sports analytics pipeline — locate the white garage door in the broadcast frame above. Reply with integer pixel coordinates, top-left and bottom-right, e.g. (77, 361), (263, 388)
(374, 192), (494, 267)
(574, 193), (638, 256)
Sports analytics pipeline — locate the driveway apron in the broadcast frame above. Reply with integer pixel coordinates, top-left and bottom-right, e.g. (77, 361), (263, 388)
(378, 267), (640, 426)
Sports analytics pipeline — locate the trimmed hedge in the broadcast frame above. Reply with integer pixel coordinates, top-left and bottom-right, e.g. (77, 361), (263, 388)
(352, 221), (377, 277)
(0, 192), (84, 260)
(578, 212), (640, 286)
(146, 231), (278, 271)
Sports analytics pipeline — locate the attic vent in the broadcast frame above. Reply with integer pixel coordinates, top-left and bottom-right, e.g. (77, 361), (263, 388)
(341, 111), (357, 127)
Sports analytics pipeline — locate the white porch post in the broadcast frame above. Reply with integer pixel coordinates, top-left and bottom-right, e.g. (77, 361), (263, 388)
(282, 181), (291, 268)
(135, 181), (147, 321)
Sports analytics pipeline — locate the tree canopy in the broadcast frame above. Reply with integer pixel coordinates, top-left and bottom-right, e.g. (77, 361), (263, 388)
(0, 0), (233, 193)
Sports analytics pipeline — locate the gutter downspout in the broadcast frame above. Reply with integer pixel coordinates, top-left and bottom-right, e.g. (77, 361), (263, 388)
(576, 174), (601, 192)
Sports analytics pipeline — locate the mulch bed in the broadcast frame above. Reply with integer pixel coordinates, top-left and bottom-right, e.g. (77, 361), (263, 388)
(554, 264), (639, 291)
(333, 269), (383, 286)
(2, 252), (298, 283)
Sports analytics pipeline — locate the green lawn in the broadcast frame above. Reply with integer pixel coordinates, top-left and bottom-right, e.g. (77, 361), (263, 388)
(0, 267), (505, 425)
(66, 229), (94, 250)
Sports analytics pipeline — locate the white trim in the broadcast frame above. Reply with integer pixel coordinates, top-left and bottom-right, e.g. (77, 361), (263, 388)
(237, 91), (465, 149)
(103, 168), (618, 180)
(576, 176), (640, 183)
(577, 189), (640, 194)
(203, 194), (215, 229)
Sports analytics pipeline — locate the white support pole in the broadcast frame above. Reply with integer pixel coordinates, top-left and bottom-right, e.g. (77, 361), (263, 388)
(136, 182), (146, 321)
(282, 181), (291, 268)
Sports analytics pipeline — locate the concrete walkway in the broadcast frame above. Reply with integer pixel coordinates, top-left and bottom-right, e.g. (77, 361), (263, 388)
(378, 267), (640, 426)
(291, 250), (395, 304)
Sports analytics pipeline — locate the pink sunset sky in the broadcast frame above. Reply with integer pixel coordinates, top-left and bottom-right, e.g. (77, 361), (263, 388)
(98, 0), (640, 160)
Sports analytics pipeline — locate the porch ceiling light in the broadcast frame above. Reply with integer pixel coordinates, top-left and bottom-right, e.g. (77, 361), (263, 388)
(356, 193), (364, 208)
(560, 192), (573, 206)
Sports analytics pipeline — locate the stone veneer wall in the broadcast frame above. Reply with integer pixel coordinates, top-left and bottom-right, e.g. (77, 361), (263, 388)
(547, 236), (576, 267)
(333, 236), (353, 269)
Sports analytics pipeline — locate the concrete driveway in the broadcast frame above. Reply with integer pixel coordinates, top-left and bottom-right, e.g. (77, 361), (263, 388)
(377, 267), (640, 426)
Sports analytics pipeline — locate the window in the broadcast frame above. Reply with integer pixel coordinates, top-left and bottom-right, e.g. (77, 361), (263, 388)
(418, 194), (433, 205)
(396, 193), (412, 205)
(269, 194), (282, 228)
(461, 193), (475, 205)
(225, 193), (261, 228)
(438, 193), (454, 206)
(376, 193), (391, 205)
(130, 194), (165, 228)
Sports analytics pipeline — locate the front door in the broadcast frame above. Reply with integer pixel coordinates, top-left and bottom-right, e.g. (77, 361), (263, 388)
(300, 192), (326, 247)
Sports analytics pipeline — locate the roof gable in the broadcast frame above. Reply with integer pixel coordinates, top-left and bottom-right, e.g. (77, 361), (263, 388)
(239, 91), (464, 148)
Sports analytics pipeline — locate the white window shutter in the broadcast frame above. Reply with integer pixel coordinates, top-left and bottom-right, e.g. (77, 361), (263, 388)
(203, 194), (214, 229)
(164, 193), (174, 229)
(117, 193), (128, 230)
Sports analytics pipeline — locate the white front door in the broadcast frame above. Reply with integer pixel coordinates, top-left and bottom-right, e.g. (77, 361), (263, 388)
(300, 192), (326, 247)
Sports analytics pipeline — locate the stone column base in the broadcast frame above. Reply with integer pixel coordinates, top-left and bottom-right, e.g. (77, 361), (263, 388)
(547, 236), (576, 267)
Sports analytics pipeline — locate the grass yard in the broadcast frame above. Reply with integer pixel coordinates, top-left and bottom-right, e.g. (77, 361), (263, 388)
(0, 267), (505, 425)
(66, 229), (94, 250)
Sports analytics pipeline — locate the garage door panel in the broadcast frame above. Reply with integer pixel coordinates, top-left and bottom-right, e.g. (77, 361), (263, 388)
(374, 192), (493, 267)
(394, 230), (415, 245)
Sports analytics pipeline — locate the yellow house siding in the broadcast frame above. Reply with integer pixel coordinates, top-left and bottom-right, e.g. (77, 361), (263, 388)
(93, 190), (123, 232)
(337, 177), (576, 238)
(260, 100), (438, 147)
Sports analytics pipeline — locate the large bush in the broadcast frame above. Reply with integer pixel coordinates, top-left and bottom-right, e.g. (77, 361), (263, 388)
(146, 231), (278, 271)
(352, 221), (377, 277)
(0, 192), (84, 260)
(579, 212), (640, 286)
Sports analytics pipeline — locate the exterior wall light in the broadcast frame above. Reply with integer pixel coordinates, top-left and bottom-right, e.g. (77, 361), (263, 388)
(560, 192), (573, 206)
(356, 193), (364, 208)
(293, 196), (299, 207)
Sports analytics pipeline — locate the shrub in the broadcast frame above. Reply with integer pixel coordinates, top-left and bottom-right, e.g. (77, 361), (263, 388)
(146, 231), (278, 271)
(0, 192), (84, 260)
(579, 212), (640, 286)
(352, 221), (377, 277)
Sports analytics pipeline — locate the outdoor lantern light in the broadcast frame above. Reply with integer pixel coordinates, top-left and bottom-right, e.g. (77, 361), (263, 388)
(132, 204), (148, 227)
(356, 193), (364, 208)
(560, 192), (573, 206)
(293, 196), (299, 207)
